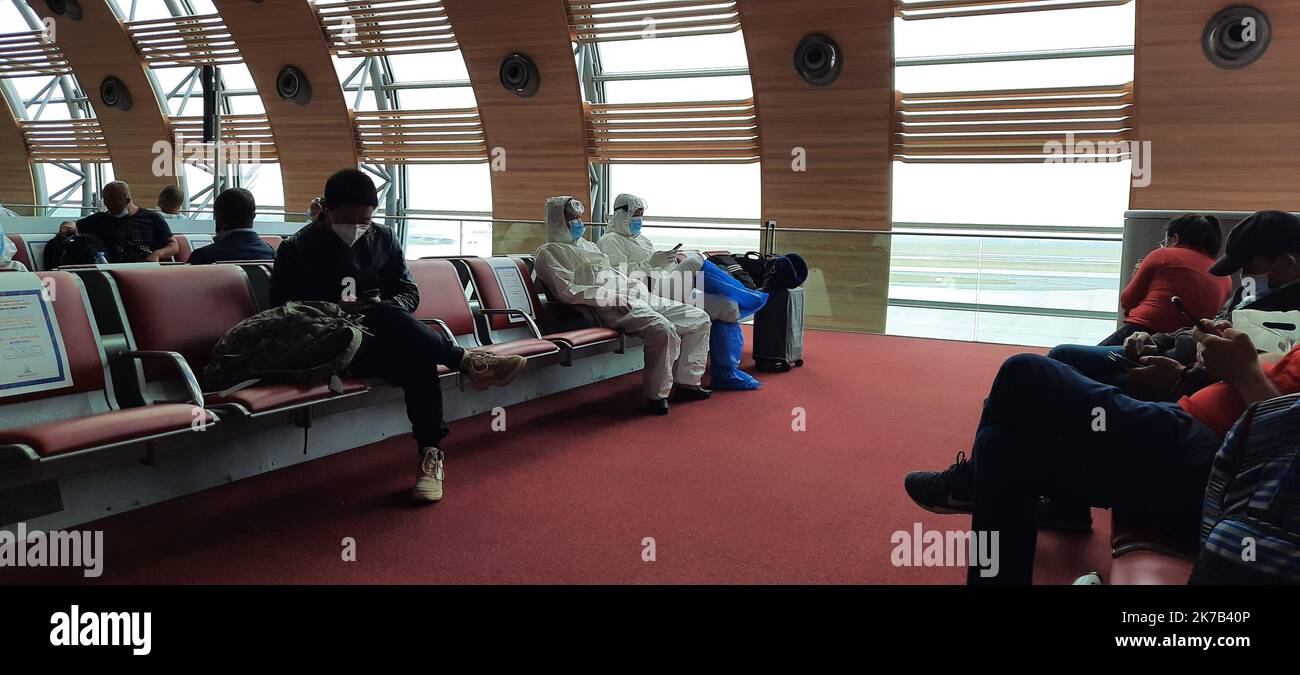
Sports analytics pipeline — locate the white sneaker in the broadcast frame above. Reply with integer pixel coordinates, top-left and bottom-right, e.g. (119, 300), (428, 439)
(412, 447), (444, 502)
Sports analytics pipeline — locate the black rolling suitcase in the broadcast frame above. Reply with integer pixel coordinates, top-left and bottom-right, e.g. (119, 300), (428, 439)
(752, 286), (805, 372)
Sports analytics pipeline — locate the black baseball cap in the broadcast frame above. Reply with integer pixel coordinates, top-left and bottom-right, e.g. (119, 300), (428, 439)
(1209, 210), (1300, 276)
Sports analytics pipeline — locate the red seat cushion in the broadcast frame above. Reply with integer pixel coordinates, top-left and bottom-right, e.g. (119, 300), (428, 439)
(546, 327), (621, 347)
(1110, 550), (1194, 585)
(1111, 513), (1200, 559)
(479, 339), (560, 359)
(207, 378), (369, 413)
(0, 404), (212, 458)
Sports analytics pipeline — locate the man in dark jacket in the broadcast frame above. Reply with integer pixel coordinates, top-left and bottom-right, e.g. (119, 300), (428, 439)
(271, 168), (526, 503)
(188, 188), (275, 265)
(76, 181), (178, 263)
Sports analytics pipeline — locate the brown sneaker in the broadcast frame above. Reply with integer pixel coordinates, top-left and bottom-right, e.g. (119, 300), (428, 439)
(461, 349), (526, 389)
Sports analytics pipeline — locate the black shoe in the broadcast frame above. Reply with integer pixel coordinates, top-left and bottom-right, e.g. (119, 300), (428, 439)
(904, 452), (975, 515)
(671, 386), (712, 402)
(646, 399), (670, 415)
(1036, 498), (1093, 532)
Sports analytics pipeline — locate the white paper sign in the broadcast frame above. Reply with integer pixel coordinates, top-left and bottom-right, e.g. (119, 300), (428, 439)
(487, 257), (533, 325)
(0, 274), (72, 398)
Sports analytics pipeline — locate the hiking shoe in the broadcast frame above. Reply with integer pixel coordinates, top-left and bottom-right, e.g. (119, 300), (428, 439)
(461, 349), (526, 389)
(412, 447), (444, 503)
(904, 451), (975, 515)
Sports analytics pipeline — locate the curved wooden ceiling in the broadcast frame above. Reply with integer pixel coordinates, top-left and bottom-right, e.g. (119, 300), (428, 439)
(211, 0), (360, 218)
(25, 0), (178, 201)
(0, 86), (36, 212)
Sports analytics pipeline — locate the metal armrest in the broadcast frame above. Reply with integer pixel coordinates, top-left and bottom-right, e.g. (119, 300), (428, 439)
(120, 350), (204, 408)
(419, 318), (459, 343)
(477, 308), (544, 339)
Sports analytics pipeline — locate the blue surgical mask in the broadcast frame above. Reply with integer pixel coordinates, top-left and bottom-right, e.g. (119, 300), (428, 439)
(568, 219), (585, 241)
(629, 217), (643, 236)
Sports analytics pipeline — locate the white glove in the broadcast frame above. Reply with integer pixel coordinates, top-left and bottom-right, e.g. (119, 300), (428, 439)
(650, 250), (678, 267)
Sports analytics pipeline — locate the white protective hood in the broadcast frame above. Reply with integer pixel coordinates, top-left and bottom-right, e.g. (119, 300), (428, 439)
(535, 196), (626, 305)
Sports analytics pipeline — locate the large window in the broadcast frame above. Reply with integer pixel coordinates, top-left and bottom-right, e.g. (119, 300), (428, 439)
(888, 2), (1136, 346)
(581, 10), (760, 252)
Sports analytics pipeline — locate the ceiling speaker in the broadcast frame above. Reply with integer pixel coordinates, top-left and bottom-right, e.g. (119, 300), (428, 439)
(500, 53), (541, 98)
(45, 0), (83, 20)
(794, 34), (843, 87)
(1203, 6), (1272, 69)
(99, 76), (131, 112)
(276, 66), (313, 105)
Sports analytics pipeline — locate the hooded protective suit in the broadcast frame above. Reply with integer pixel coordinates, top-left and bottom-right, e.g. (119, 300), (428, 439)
(535, 196), (710, 401)
(597, 193), (737, 322)
(0, 222), (26, 271)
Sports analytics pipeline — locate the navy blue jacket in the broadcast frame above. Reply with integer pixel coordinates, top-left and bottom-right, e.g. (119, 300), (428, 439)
(188, 229), (275, 265)
(270, 220), (419, 313)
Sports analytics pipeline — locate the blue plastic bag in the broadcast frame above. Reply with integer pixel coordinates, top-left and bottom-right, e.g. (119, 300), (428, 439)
(710, 321), (761, 391)
(701, 260), (768, 320)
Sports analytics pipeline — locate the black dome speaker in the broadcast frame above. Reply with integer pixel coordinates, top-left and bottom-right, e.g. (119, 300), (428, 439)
(276, 66), (313, 105)
(45, 0), (83, 20)
(499, 53), (541, 98)
(99, 76), (132, 112)
(794, 34), (843, 86)
(1203, 6), (1272, 69)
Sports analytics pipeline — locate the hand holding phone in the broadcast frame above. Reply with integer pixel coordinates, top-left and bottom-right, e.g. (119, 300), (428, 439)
(1106, 351), (1144, 369)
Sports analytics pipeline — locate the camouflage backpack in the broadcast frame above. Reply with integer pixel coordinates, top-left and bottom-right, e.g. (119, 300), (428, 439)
(203, 301), (366, 395)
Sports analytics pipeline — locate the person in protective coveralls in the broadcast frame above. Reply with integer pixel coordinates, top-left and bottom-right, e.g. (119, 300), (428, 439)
(535, 196), (712, 415)
(598, 193), (766, 390)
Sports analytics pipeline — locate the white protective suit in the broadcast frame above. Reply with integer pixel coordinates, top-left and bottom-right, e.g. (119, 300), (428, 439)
(535, 196), (710, 400)
(0, 221), (26, 272)
(597, 193), (739, 322)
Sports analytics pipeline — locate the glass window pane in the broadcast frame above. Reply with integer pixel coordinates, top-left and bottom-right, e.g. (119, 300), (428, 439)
(603, 76), (752, 103)
(897, 56), (1132, 92)
(608, 164), (760, 220)
(599, 32), (749, 72)
(894, 4), (1135, 57)
(406, 164), (493, 213)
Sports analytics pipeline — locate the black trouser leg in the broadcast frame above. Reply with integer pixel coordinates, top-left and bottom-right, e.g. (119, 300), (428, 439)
(348, 304), (465, 450)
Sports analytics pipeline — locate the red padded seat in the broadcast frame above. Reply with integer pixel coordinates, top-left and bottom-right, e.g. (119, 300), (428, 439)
(1110, 551), (1194, 585)
(0, 405), (213, 458)
(6, 234), (31, 270)
(208, 379), (369, 413)
(261, 235), (282, 251)
(546, 327), (621, 347)
(408, 259), (558, 360)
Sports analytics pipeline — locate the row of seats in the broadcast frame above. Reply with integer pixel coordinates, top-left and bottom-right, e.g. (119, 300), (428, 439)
(0, 256), (627, 478)
(4, 233), (284, 270)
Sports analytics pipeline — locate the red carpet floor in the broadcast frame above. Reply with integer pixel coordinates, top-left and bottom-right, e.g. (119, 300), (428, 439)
(5, 332), (1112, 585)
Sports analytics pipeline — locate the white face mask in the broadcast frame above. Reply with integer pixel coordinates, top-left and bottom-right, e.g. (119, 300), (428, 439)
(332, 222), (370, 247)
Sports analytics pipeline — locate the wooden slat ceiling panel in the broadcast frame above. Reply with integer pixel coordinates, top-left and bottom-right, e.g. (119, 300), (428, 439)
(167, 114), (280, 162)
(896, 0), (1132, 21)
(0, 30), (70, 77)
(353, 108), (487, 163)
(566, 0), (741, 42)
(585, 98), (759, 163)
(895, 82), (1135, 162)
(0, 91), (36, 210)
(126, 14), (241, 67)
(315, 0), (459, 57)
(21, 118), (111, 163)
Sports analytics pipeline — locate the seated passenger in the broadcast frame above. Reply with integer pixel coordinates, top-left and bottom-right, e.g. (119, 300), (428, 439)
(156, 185), (185, 218)
(597, 193), (735, 322)
(1051, 211), (1300, 402)
(1105, 214), (1231, 345)
(77, 181), (178, 263)
(905, 324), (1300, 585)
(271, 168), (526, 503)
(534, 196), (711, 415)
(188, 188), (275, 265)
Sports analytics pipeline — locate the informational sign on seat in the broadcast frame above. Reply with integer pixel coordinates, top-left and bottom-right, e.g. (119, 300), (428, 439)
(487, 257), (533, 325)
(0, 273), (71, 398)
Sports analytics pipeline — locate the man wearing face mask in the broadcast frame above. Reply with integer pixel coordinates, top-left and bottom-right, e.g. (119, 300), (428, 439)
(272, 169), (527, 503)
(597, 194), (703, 279)
(535, 196), (711, 415)
(76, 181), (178, 263)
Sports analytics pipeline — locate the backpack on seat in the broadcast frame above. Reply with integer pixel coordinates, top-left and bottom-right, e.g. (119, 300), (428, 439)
(1191, 393), (1300, 584)
(203, 301), (366, 395)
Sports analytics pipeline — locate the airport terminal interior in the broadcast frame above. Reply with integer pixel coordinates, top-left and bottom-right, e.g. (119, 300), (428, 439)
(1, 0), (1299, 589)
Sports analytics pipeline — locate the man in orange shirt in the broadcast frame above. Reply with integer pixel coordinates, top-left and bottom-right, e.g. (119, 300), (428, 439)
(904, 322), (1299, 584)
